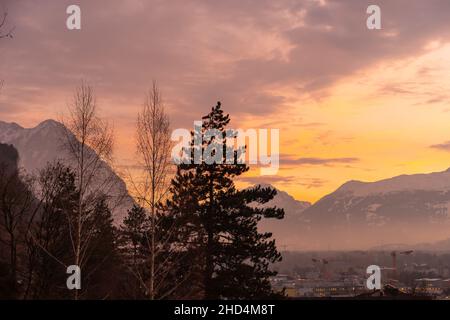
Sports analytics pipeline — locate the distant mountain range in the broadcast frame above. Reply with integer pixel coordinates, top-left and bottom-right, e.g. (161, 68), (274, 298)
(257, 168), (450, 250)
(0, 119), (133, 222)
(2, 119), (450, 250)
(301, 169), (450, 250)
(256, 184), (311, 250)
(369, 238), (450, 252)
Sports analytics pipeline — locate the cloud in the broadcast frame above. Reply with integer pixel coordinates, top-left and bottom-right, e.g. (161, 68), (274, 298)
(239, 175), (327, 189)
(297, 177), (328, 189)
(239, 175), (297, 185)
(423, 92), (450, 105)
(3, 0), (450, 128)
(281, 156), (360, 166)
(430, 141), (450, 152)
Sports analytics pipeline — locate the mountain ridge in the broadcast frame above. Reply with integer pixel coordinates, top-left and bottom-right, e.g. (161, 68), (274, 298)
(0, 119), (133, 222)
(2, 119), (450, 249)
(300, 168), (450, 250)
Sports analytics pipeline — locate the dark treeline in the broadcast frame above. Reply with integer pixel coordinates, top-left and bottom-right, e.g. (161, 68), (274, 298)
(0, 101), (285, 300)
(0, 144), (123, 299)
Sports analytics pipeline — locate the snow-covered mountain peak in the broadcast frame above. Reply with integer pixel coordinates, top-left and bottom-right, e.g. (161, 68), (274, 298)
(0, 119), (133, 223)
(335, 169), (450, 197)
(33, 119), (61, 130)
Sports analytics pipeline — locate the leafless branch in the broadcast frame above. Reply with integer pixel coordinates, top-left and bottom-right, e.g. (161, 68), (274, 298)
(0, 11), (14, 39)
(60, 82), (115, 299)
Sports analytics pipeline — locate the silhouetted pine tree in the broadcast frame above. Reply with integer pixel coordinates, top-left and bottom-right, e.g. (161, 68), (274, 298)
(24, 162), (78, 299)
(119, 205), (150, 299)
(120, 204), (197, 299)
(0, 144), (35, 298)
(162, 102), (284, 299)
(25, 163), (122, 299)
(81, 196), (122, 299)
(121, 205), (148, 265)
(0, 143), (22, 298)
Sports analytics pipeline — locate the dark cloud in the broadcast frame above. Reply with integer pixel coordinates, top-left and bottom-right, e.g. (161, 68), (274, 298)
(239, 175), (327, 189)
(424, 95), (450, 105)
(430, 141), (450, 152)
(281, 156), (360, 166)
(297, 177), (328, 189)
(239, 175), (297, 185)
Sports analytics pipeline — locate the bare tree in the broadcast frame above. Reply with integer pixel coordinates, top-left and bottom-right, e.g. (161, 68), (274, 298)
(0, 161), (35, 297)
(136, 82), (171, 299)
(0, 10), (14, 39)
(23, 162), (74, 299)
(128, 82), (172, 299)
(136, 82), (171, 208)
(61, 83), (114, 300)
(0, 10), (14, 96)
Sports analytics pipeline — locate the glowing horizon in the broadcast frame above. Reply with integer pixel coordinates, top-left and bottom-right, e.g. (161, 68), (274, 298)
(2, 0), (450, 203)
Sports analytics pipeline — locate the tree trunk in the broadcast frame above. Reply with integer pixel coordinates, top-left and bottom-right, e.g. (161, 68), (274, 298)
(10, 233), (17, 296)
(204, 174), (215, 299)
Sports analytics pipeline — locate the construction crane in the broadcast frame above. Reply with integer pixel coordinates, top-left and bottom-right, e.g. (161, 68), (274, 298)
(312, 258), (331, 280)
(390, 250), (414, 280)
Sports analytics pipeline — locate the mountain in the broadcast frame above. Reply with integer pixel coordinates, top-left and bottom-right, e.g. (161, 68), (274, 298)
(300, 169), (450, 250)
(254, 184), (311, 250)
(3, 119), (450, 250)
(370, 238), (450, 252)
(257, 184), (311, 215)
(0, 119), (133, 222)
(0, 120), (69, 172)
(0, 143), (19, 168)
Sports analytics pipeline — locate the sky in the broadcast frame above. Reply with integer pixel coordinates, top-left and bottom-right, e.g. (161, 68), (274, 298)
(2, 0), (450, 203)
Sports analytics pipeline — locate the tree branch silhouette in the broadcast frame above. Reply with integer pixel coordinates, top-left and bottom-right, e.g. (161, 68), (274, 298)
(0, 11), (14, 39)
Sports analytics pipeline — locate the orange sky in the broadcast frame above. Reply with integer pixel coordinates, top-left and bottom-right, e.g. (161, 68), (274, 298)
(238, 43), (450, 202)
(2, 0), (450, 203)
